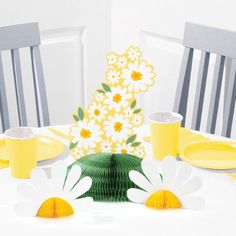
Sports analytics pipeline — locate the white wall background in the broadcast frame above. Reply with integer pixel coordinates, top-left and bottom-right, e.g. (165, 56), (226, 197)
(0, 0), (235, 138)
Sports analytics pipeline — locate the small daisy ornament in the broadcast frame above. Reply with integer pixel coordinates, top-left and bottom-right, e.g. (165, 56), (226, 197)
(127, 157), (204, 210)
(15, 161), (93, 218)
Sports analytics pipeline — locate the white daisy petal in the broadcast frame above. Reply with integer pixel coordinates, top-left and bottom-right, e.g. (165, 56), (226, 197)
(161, 156), (177, 186)
(141, 160), (162, 188)
(64, 165), (82, 192)
(17, 183), (42, 202)
(174, 162), (192, 186)
(71, 197), (93, 212)
(127, 188), (149, 203)
(30, 169), (51, 194)
(70, 176), (92, 199)
(14, 202), (38, 217)
(51, 161), (68, 194)
(177, 176), (202, 196)
(181, 196), (205, 210)
(129, 170), (154, 192)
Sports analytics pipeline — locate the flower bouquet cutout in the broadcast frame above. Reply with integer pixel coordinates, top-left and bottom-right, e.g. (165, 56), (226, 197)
(69, 46), (156, 159)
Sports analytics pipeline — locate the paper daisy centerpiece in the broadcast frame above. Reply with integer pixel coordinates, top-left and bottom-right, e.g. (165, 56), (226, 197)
(69, 46), (156, 159)
(127, 157), (204, 210)
(15, 162), (93, 218)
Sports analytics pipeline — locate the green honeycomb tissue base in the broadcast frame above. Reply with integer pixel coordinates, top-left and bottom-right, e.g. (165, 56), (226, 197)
(68, 153), (142, 202)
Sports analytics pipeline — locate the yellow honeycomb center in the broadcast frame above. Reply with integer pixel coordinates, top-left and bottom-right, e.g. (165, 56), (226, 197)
(145, 190), (182, 210)
(36, 197), (74, 218)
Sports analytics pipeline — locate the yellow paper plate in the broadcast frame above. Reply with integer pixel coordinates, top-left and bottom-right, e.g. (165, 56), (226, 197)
(0, 136), (64, 164)
(180, 141), (236, 169)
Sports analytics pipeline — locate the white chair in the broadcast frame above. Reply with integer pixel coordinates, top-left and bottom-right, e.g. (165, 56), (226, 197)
(174, 22), (236, 137)
(0, 22), (50, 131)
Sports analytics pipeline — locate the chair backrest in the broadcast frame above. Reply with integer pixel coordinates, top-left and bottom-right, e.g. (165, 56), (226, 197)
(0, 22), (50, 132)
(174, 22), (236, 138)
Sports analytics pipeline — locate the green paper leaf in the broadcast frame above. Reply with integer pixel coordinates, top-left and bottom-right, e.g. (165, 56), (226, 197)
(73, 114), (79, 122)
(131, 142), (141, 147)
(78, 107), (84, 120)
(70, 141), (78, 149)
(133, 108), (142, 114)
(97, 89), (105, 94)
(127, 134), (136, 144)
(131, 100), (137, 109)
(102, 83), (111, 92)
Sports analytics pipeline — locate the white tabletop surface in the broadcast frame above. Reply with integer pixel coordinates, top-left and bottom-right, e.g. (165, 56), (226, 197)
(0, 125), (236, 236)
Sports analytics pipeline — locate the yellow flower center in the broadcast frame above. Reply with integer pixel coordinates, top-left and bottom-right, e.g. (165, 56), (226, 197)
(131, 71), (142, 81)
(121, 149), (127, 154)
(80, 128), (91, 139)
(36, 197), (74, 218)
(94, 109), (100, 116)
(145, 190), (182, 210)
(113, 93), (122, 103)
(114, 122), (123, 132)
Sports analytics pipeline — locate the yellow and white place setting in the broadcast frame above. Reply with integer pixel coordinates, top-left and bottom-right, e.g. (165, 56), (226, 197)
(0, 46), (236, 236)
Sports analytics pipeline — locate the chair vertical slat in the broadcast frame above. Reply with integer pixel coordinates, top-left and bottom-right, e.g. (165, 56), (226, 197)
(30, 46), (50, 127)
(191, 51), (210, 130)
(30, 47), (41, 127)
(206, 55), (225, 134)
(0, 53), (10, 131)
(174, 47), (194, 126)
(222, 59), (236, 137)
(11, 49), (27, 126)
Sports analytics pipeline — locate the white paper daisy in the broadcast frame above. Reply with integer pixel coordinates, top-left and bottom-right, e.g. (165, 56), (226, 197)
(106, 52), (118, 65)
(104, 114), (131, 142)
(70, 119), (102, 149)
(106, 68), (121, 85)
(15, 162), (93, 218)
(133, 146), (146, 158)
(117, 55), (128, 68)
(71, 147), (85, 159)
(126, 46), (142, 61)
(94, 91), (105, 102)
(122, 60), (156, 93)
(115, 142), (134, 155)
(132, 113), (144, 126)
(87, 102), (107, 122)
(101, 140), (112, 153)
(124, 108), (133, 118)
(104, 86), (132, 112)
(127, 157), (204, 210)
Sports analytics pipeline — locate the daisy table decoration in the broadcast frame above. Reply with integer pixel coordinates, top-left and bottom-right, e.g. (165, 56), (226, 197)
(15, 161), (93, 218)
(128, 156), (204, 210)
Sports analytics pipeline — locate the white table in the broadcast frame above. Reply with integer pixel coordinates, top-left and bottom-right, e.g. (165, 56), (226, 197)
(0, 125), (236, 236)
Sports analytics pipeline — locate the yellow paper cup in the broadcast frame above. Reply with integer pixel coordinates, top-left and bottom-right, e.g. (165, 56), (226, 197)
(149, 112), (183, 160)
(5, 127), (38, 178)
